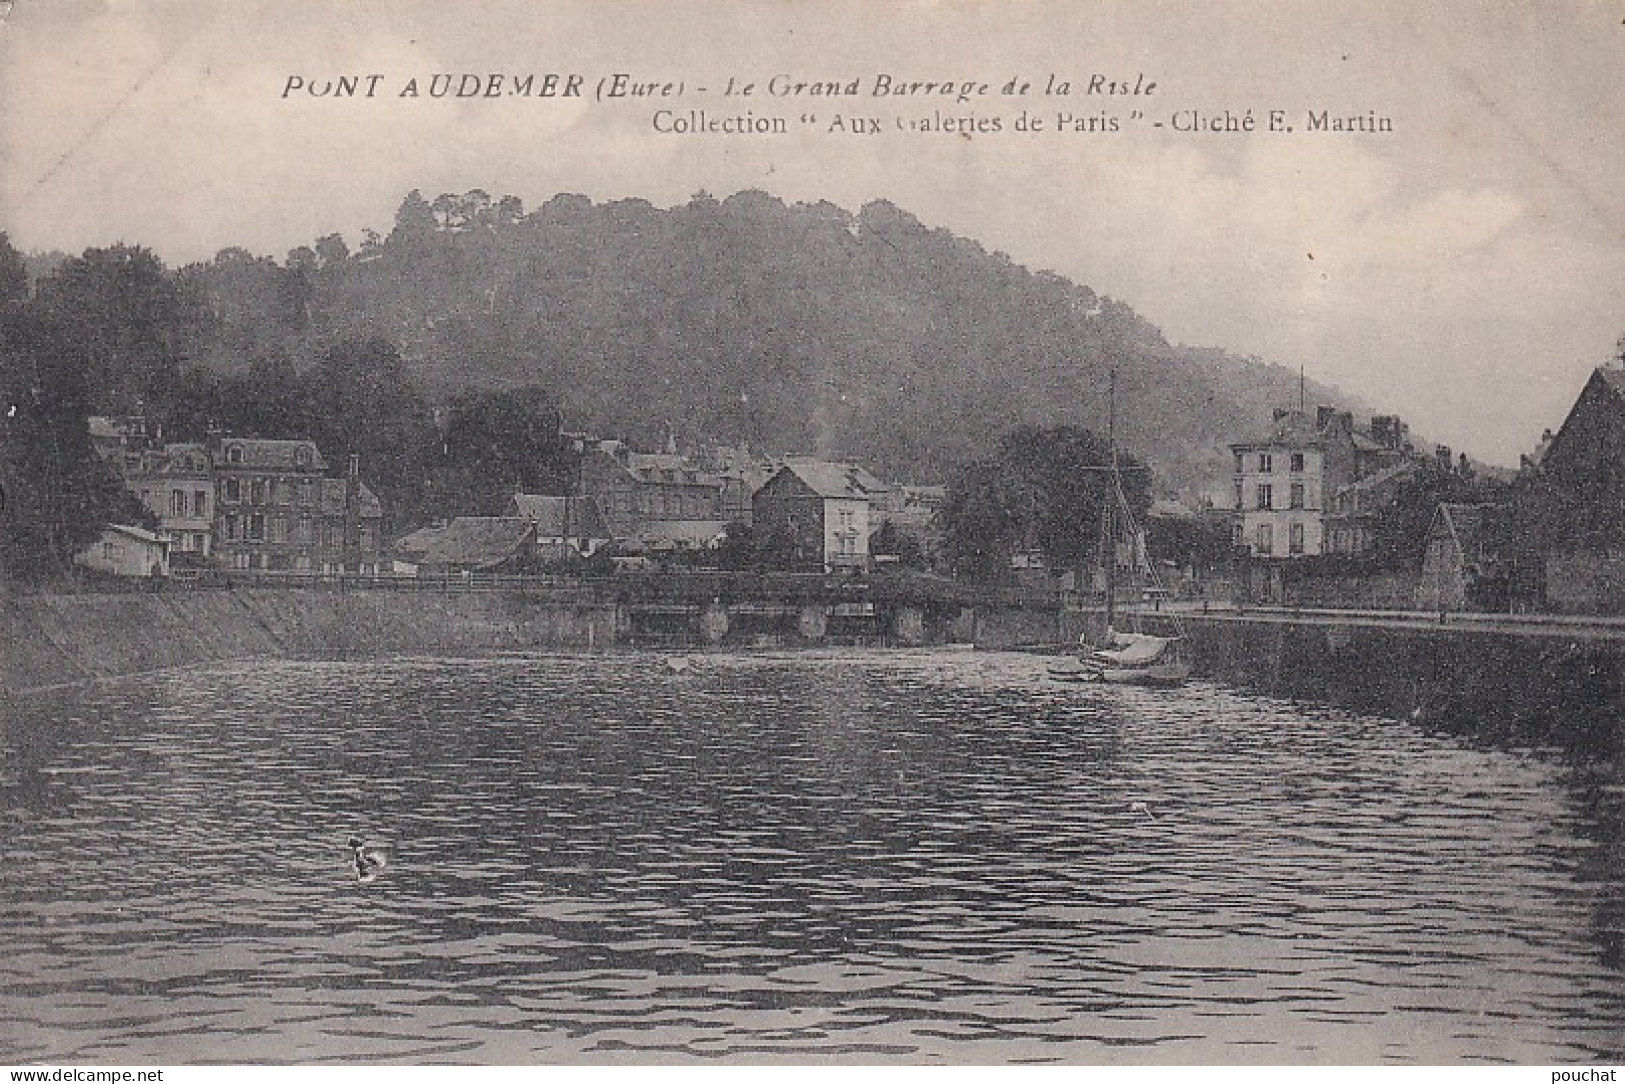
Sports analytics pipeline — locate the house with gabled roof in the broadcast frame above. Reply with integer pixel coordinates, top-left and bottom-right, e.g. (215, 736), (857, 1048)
(1417, 502), (1503, 611)
(751, 457), (883, 571)
(1538, 366), (1625, 502)
(1531, 365), (1625, 613)
(577, 440), (723, 536)
(506, 494), (611, 559)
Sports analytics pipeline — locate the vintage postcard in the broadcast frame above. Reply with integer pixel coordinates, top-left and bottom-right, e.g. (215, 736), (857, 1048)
(2, 0), (1623, 1072)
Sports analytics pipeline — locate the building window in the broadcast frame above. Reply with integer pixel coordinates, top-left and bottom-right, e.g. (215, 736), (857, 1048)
(298, 480), (311, 506)
(1233, 451), (1244, 474)
(1234, 482), (1243, 510)
(1289, 522), (1306, 555)
(1259, 453), (1274, 473)
(1289, 483), (1305, 510)
(249, 513), (265, 541)
(1290, 452), (1305, 472)
(1256, 484), (1273, 510)
(194, 489), (208, 517)
(225, 478), (241, 503)
(250, 480), (265, 505)
(227, 445), (243, 464)
(170, 490), (186, 516)
(1255, 524), (1273, 554)
(225, 515), (239, 541)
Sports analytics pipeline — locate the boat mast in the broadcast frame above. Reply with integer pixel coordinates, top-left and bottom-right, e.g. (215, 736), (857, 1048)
(1104, 368), (1116, 634)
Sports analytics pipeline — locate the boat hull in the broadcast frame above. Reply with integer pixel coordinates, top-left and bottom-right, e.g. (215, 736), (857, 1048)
(1046, 652), (1191, 687)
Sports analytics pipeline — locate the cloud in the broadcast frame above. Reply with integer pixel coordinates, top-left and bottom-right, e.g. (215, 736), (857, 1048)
(3, 0), (1622, 465)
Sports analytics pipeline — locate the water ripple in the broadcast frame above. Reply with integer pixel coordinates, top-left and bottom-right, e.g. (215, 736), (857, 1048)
(2, 649), (1624, 1063)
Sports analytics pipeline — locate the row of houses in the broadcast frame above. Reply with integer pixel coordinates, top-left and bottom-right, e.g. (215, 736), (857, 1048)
(395, 442), (946, 575)
(1232, 363), (1625, 613)
(76, 416), (386, 578)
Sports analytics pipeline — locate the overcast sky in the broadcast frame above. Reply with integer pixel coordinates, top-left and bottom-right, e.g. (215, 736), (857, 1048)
(4, 0), (1623, 465)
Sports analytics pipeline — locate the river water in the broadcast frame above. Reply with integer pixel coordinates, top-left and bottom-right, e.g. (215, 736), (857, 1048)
(2, 648), (1623, 1064)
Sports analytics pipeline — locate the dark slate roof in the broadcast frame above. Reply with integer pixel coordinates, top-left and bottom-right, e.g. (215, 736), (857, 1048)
(623, 519), (729, 551)
(1232, 410), (1325, 450)
(508, 494), (610, 539)
(394, 517), (534, 569)
(777, 458), (886, 499)
(1335, 461), (1418, 497)
(1541, 366), (1625, 473)
(1430, 502), (1503, 558)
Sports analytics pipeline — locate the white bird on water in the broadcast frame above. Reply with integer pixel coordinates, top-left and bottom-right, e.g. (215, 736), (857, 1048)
(349, 836), (389, 882)
(1128, 801), (1156, 820)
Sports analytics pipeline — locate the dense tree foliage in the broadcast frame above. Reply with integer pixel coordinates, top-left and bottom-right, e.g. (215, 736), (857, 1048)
(165, 346), (575, 529)
(707, 521), (800, 572)
(30, 245), (203, 415)
(427, 386), (574, 520)
(173, 189), (1359, 494)
(1145, 511), (1238, 573)
(1, 236), (155, 582)
(1365, 462), (1506, 570)
(2, 190), (1392, 583)
(940, 424), (1151, 581)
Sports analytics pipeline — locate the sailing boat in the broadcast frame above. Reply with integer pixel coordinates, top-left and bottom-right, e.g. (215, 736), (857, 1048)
(1049, 371), (1191, 687)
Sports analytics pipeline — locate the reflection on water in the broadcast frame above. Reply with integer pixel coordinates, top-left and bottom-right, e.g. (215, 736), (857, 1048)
(2, 649), (1623, 1063)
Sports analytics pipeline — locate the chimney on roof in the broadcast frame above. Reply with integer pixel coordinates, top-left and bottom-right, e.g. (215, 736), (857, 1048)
(1435, 444), (1452, 469)
(347, 453), (360, 478)
(1369, 415), (1407, 450)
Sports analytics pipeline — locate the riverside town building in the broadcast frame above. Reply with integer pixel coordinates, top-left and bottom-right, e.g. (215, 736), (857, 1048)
(88, 416), (384, 575)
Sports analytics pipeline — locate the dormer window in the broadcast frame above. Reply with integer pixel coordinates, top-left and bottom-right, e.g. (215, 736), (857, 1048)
(227, 445), (243, 465)
(294, 446), (310, 468)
